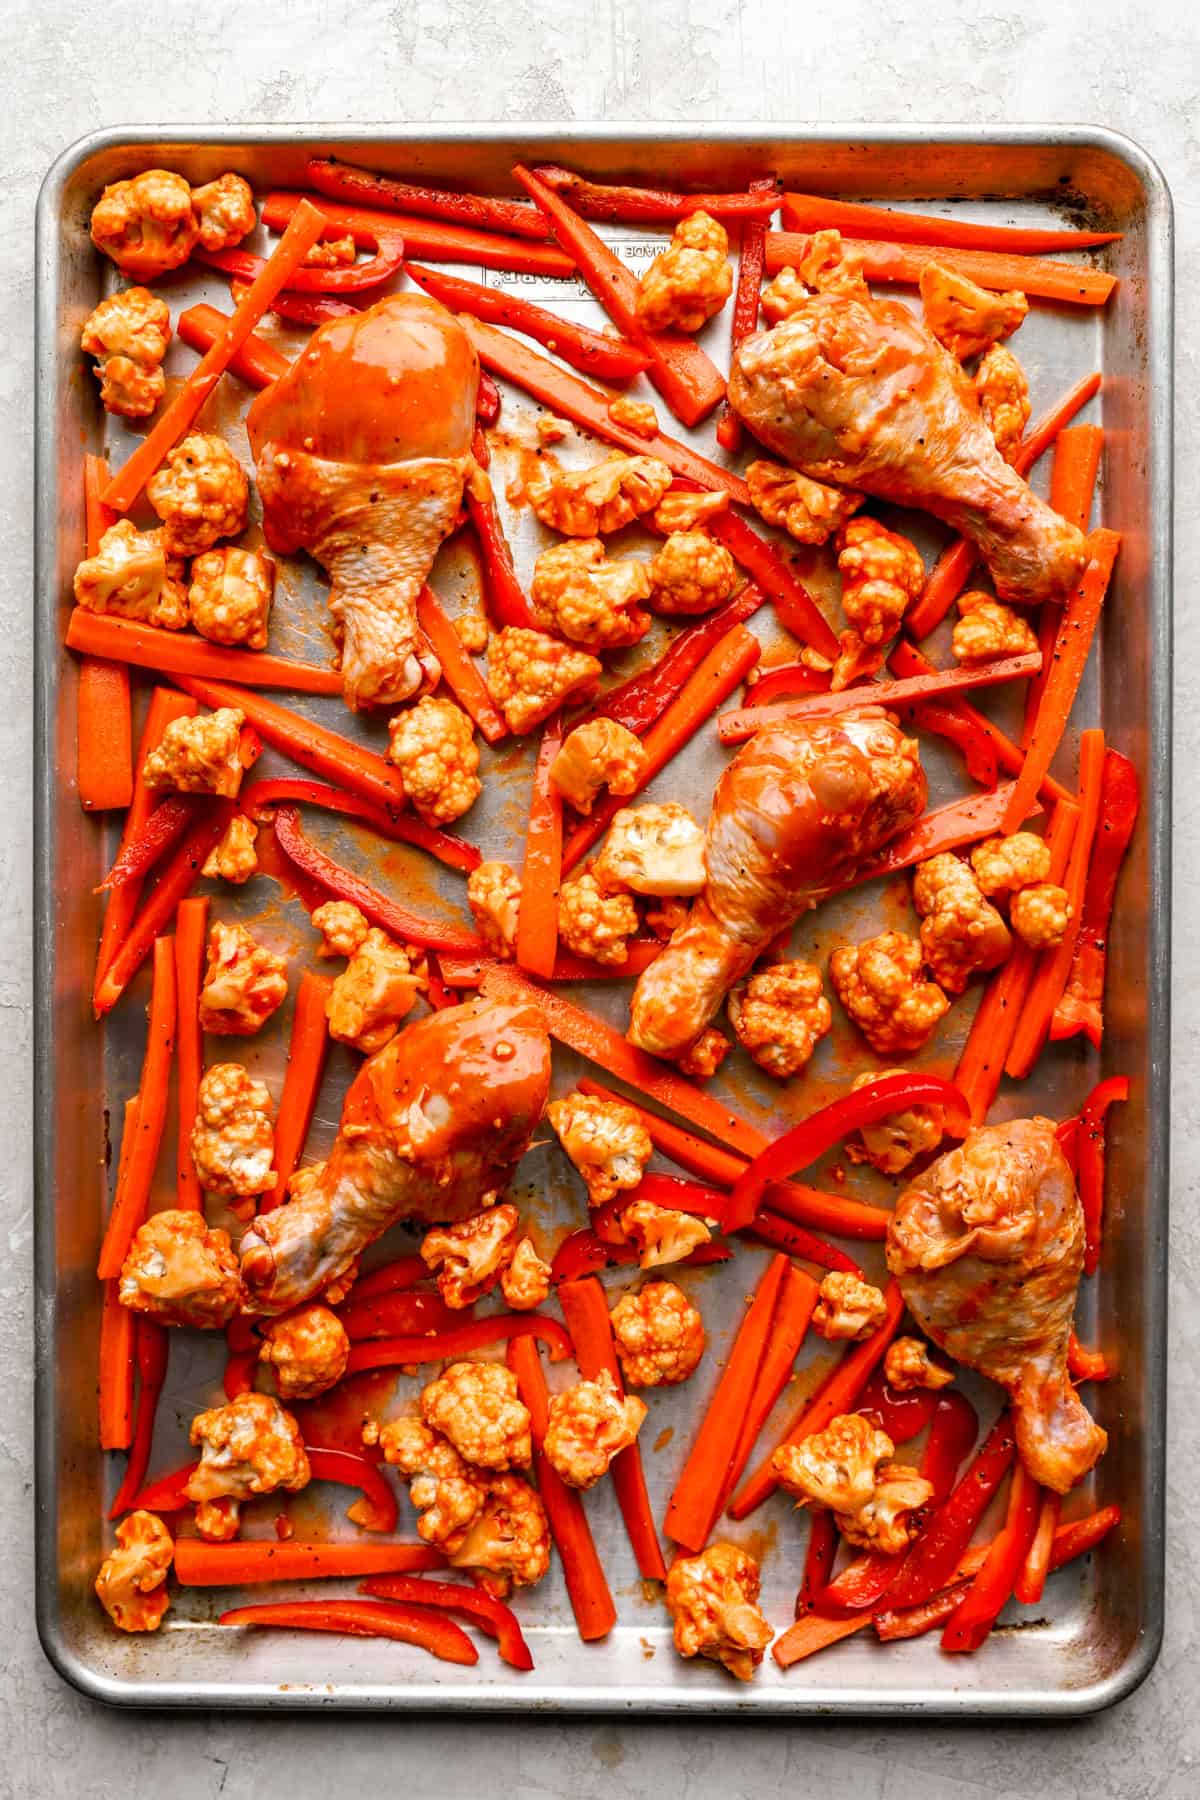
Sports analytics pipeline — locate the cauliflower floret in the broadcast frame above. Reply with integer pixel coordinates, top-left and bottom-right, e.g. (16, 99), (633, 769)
(530, 538), (651, 651)
(1010, 882), (1072, 950)
(118, 1207), (244, 1328)
(259, 1303), (350, 1400)
(746, 460), (863, 546)
(760, 232), (869, 312)
(607, 394), (660, 438)
(665, 1541), (773, 1682)
(645, 896), (691, 941)
(311, 900), (371, 959)
(544, 1369), (647, 1490)
(727, 959), (832, 1080)
(610, 1280), (705, 1387)
(421, 1361), (532, 1472)
(651, 488), (730, 535)
(919, 261), (1029, 361)
(202, 813), (259, 885)
(550, 718), (647, 816)
(812, 1272), (889, 1342)
(526, 453), (672, 537)
(677, 1026), (729, 1080)
(636, 211), (732, 334)
(190, 1062), (276, 1199)
(772, 1411), (894, 1515)
(365, 1416), (490, 1549)
(327, 928), (426, 1054)
(146, 432), (249, 556)
(975, 343), (1031, 465)
(447, 1471), (551, 1594)
(191, 172), (256, 250)
(593, 802), (706, 897)
(186, 1392), (310, 1540)
(845, 1069), (944, 1176)
(454, 611), (490, 654)
(558, 869), (640, 966)
(843, 1462), (936, 1554)
(466, 861), (521, 960)
(830, 931), (950, 1056)
(81, 286), (171, 419)
(546, 1091), (652, 1206)
(187, 546), (275, 649)
(486, 627), (602, 735)
(73, 520), (186, 630)
(646, 531), (737, 617)
(499, 1237), (552, 1311)
(303, 234), (358, 268)
(386, 694), (481, 826)
(951, 590), (1039, 666)
(621, 1200), (712, 1269)
(421, 1203), (520, 1308)
(912, 851), (1013, 994)
(198, 922), (289, 1037)
(90, 168), (198, 279)
(95, 1512), (173, 1634)
(884, 1336), (956, 1393)
(837, 516), (925, 647)
(98, 354), (167, 419)
(536, 413), (570, 444)
(143, 707), (245, 797)
(970, 831), (1052, 900)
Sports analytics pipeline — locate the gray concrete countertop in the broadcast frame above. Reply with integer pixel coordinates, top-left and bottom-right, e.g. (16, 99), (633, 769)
(3, 2), (1195, 1794)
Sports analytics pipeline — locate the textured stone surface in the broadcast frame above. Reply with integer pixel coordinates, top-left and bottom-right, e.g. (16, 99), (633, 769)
(3, 1), (1195, 1794)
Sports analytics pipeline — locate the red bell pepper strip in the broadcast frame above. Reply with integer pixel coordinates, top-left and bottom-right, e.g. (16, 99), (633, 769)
(173, 897), (208, 1212)
(746, 1209), (862, 1275)
(856, 1371), (940, 1448)
(305, 1446), (400, 1533)
(941, 1458), (1041, 1652)
(406, 261), (651, 382)
(342, 1255), (430, 1303)
(66, 609), (343, 696)
(532, 164), (779, 226)
(231, 280), (362, 326)
(96, 938), (178, 1276)
(583, 585), (766, 738)
(550, 1227), (730, 1284)
(1078, 1075), (1129, 1275)
(336, 1290), (459, 1341)
(271, 807), (483, 956)
(718, 1264), (819, 1516)
(1052, 749), (1140, 1045)
(716, 178), (776, 452)
(219, 1598), (478, 1663)
(882, 1411), (1016, 1612)
(705, 510), (839, 661)
(259, 969), (333, 1215)
(346, 1312), (572, 1373)
(126, 1461), (195, 1514)
(740, 660), (830, 710)
(359, 1575), (533, 1670)
(197, 234), (405, 294)
(465, 453), (536, 632)
(779, 192), (1121, 253)
(174, 1538), (446, 1584)
(903, 698), (998, 790)
(515, 718), (564, 979)
(838, 782), (1044, 896)
(243, 776), (480, 873)
(261, 190), (575, 279)
(223, 1335), (258, 1400)
(727, 1074), (970, 1233)
(764, 233), (1118, 306)
(98, 1269), (136, 1452)
(414, 586), (508, 744)
(795, 1509), (838, 1618)
(306, 156), (550, 240)
(77, 452), (132, 811)
(98, 794), (200, 891)
(476, 368), (501, 424)
(624, 1170), (730, 1230)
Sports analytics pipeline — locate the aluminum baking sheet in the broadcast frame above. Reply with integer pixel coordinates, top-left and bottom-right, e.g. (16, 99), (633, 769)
(34, 126), (1172, 1715)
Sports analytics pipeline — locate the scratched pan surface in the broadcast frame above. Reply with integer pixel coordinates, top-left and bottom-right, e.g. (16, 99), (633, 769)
(34, 127), (1171, 1714)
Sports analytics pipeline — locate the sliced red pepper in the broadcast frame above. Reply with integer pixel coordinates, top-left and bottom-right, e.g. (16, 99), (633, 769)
(406, 261), (651, 382)
(98, 794), (201, 891)
(305, 157), (550, 240)
(583, 584), (766, 737)
(345, 1312), (572, 1373)
(359, 1575), (534, 1669)
(795, 1508), (838, 1618)
(108, 1318), (169, 1518)
(341, 1255), (429, 1303)
(904, 698), (999, 790)
(414, 586), (508, 745)
(746, 1208), (862, 1275)
(262, 190), (575, 279)
(336, 1290), (459, 1341)
(304, 1446), (400, 1533)
(242, 776), (480, 874)
(856, 1369), (942, 1447)
(740, 659), (831, 711)
(624, 1169), (731, 1229)
(531, 164), (779, 226)
(465, 448), (536, 631)
(198, 235), (405, 294)
(1078, 1074), (1129, 1276)
(1051, 750), (1140, 1046)
(716, 177), (776, 452)
(941, 1459), (1041, 1652)
(476, 368), (501, 424)
(223, 1335), (258, 1400)
(549, 1227), (730, 1285)
(882, 1411), (1016, 1611)
(92, 805), (231, 1018)
(233, 281), (362, 327)
(219, 1598), (478, 1663)
(705, 509), (839, 661)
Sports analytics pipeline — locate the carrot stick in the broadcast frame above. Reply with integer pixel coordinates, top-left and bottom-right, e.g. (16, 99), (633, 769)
(77, 453), (132, 811)
(779, 193), (1121, 255)
(514, 164), (726, 428)
(717, 1264), (819, 1514)
(716, 180), (775, 453)
(174, 1539), (445, 1586)
(464, 450), (536, 632)
(706, 510), (838, 660)
(558, 1278), (668, 1581)
(562, 625), (761, 874)
(718, 652), (1041, 744)
(177, 302), (291, 386)
(507, 1333), (616, 1641)
(261, 190), (576, 280)
(764, 233), (1118, 306)
(1005, 729), (1106, 1079)
(67, 611), (343, 696)
(666, 1255), (789, 1551)
(728, 1279), (904, 1519)
(1022, 425), (1105, 744)
(414, 587), (507, 743)
(833, 783), (1039, 899)
(173, 897), (209, 1211)
(305, 156), (549, 239)
(97, 938), (178, 1278)
(772, 1607), (873, 1667)
(98, 1094), (141, 1449)
(515, 720), (564, 979)
(261, 970), (333, 1214)
(1014, 1488), (1062, 1605)
(103, 199), (326, 511)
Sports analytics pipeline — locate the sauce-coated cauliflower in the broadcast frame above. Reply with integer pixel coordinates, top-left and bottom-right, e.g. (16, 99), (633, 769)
(651, 488), (730, 535)
(677, 1026), (730, 1080)
(421, 1361), (532, 1471)
(842, 1462), (937, 1554)
(646, 531), (737, 617)
(845, 1069), (944, 1175)
(746, 459), (862, 546)
(327, 928), (426, 1054)
(550, 717), (646, 816)
(146, 432), (248, 557)
(970, 831), (1051, 900)
(198, 921), (289, 1037)
(620, 1200), (711, 1269)
(191, 173), (256, 250)
(73, 520), (187, 630)
(665, 1541), (773, 1682)
(884, 1336), (956, 1393)
(919, 261), (1029, 361)
(531, 538), (652, 651)
(421, 1202), (520, 1307)
(466, 861), (521, 959)
(454, 610), (490, 653)
(837, 516), (925, 647)
(812, 1272), (889, 1342)
(727, 959), (832, 1080)
(186, 1392), (310, 1540)
(90, 169), (198, 279)
(187, 547), (275, 649)
(830, 931), (950, 1056)
(912, 851), (1012, 994)
(1010, 882), (1072, 950)
(118, 1207), (244, 1328)
(558, 869), (640, 966)
(544, 1369), (647, 1489)
(760, 232), (869, 308)
(447, 1472), (551, 1594)
(80, 287), (171, 419)
(387, 694), (481, 826)
(610, 1280), (705, 1387)
(143, 707), (245, 796)
(951, 590), (1039, 665)
(546, 1091), (653, 1206)
(593, 802), (706, 897)
(312, 900), (371, 959)
(636, 211), (733, 334)
(608, 394), (660, 438)
(202, 811), (259, 884)
(486, 627), (602, 734)
(259, 1303), (350, 1400)
(526, 452), (672, 537)
(366, 1416), (489, 1549)
(975, 343), (1030, 465)
(499, 1237), (552, 1311)
(645, 897), (691, 941)
(773, 1411), (934, 1554)
(190, 1062), (276, 1199)
(95, 1512), (173, 1634)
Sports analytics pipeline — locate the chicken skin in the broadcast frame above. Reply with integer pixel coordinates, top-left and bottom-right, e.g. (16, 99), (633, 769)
(247, 293), (479, 710)
(886, 1117), (1106, 1493)
(628, 710), (925, 1060)
(728, 292), (1086, 606)
(239, 998), (550, 1314)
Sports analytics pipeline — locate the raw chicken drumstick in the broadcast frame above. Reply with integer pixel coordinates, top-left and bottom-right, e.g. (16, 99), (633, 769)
(728, 292), (1086, 606)
(240, 998), (550, 1314)
(886, 1116), (1107, 1492)
(247, 293), (480, 710)
(627, 709), (925, 1060)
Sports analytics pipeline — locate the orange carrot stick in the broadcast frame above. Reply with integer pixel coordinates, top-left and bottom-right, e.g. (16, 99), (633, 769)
(833, 783), (1039, 897)
(260, 971), (333, 1215)
(98, 1094), (141, 1450)
(1022, 425), (1105, 743)
(1014, 1488), (1062, 1605)
(717, 652), (1040, 744)
(66, 610), (343, 695)
(176, 302), (291, 386)
(174, 897), (209, 1211)
(415, 587), (507, 744)
(718, 1264), (819, 1513)
(779, 194), (1121, 254)
(97, 938), (178, 1278)
(173, 1539), (445, 1586)
(515, 719), (564, 979)
(764, 233), (1118, 305)
(77, 454), (132, 811)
